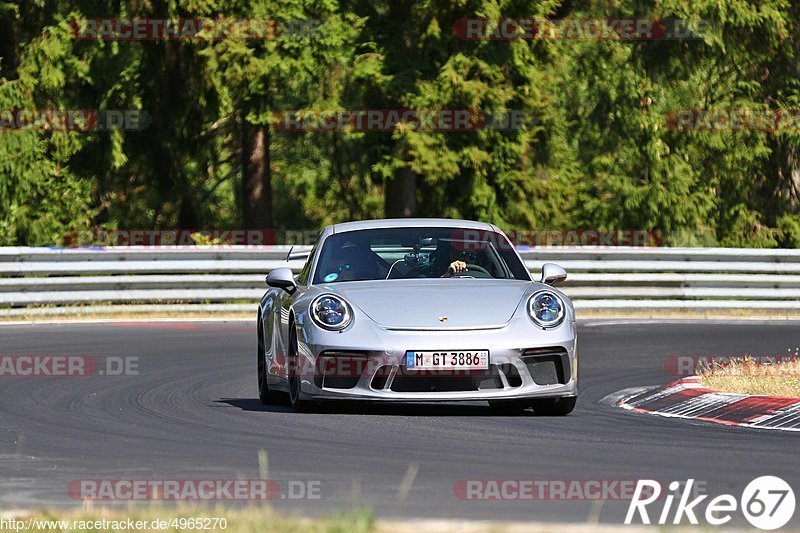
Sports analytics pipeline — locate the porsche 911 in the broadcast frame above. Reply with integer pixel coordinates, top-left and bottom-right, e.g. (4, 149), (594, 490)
(257, 218), (577, 414)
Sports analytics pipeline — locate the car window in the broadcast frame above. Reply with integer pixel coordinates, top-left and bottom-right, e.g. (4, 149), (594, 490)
(312, 227), (529, 284)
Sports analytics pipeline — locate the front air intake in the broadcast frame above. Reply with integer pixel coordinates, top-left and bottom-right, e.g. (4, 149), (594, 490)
(314, 351), (369, 389)
(521, 347), (569, 385)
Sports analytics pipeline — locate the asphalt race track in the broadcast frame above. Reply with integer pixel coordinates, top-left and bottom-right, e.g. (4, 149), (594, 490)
(0, 320), (797, 526)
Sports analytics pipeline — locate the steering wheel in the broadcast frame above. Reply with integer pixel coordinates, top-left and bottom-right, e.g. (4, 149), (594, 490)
(445, 264), (491, 277)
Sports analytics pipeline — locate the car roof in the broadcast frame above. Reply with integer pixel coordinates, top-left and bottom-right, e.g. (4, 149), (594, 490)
(328, 218), (498, 235)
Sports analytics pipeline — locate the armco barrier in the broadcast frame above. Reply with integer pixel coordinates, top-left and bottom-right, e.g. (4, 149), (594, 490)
(2, 246), (800, 316)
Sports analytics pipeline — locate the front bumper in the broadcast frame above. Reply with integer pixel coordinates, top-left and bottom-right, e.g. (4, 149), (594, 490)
(293, 315), (578, 402)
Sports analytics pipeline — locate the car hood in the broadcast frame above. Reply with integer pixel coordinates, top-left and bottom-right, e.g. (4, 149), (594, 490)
(325, 279), (535, 329)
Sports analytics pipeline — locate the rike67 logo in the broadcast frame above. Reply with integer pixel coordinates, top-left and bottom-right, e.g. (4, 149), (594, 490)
(626, 477), (795, 530)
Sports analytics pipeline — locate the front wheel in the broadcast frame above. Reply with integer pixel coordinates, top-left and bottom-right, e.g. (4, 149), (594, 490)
(531, 396), (577, 416)
(288, 322), (315, 412)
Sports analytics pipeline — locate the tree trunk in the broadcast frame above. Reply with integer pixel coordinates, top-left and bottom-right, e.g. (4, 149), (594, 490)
(241, 118), (273, 229)
(0, 10), (17, 80)
(385, 165), (416, 217)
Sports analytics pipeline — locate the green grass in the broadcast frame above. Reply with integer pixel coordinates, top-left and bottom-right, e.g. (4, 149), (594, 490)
(700, 357), (800, 397)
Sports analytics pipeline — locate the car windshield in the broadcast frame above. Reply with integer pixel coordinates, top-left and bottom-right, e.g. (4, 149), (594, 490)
(312, 227), (530, 283)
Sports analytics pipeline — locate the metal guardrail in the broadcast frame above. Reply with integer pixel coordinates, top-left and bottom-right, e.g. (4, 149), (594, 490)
(2, 245), (800, 316)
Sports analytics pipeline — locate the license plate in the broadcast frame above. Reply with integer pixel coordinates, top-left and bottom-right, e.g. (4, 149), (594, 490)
(405, 350), (489, 370)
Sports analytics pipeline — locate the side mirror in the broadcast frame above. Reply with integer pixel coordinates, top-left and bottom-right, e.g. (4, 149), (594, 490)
(266, 267), (297, 294)
(540, 263), (567, 286)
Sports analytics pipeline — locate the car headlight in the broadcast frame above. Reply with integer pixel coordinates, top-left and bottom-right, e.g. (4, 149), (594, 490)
(527, 291), (565, 328)
(310, 294), (353, 331)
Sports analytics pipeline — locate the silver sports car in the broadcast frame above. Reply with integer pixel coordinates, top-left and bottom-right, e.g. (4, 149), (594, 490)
(257, 218), (577, 414)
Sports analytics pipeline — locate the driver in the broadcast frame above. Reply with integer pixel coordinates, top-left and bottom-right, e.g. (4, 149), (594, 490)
(324, 244), (358, 281)
(324, 240), (381, 282)
(427, 242), (468, 277)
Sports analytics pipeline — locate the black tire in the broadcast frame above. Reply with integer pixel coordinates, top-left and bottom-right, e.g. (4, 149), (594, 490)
(531, 396), (577, 416)
(257, 317), (284, 404)
(287, 322), (315, 412)
(488, 399), (531, 415)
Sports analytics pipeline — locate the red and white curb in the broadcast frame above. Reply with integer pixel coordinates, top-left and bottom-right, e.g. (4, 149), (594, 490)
(618, 376), (800, 432)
